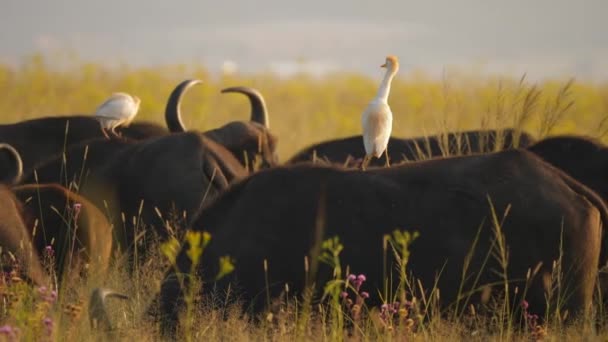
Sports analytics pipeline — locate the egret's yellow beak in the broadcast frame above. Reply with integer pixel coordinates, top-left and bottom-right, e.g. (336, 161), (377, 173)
(380, 63), (387, 68)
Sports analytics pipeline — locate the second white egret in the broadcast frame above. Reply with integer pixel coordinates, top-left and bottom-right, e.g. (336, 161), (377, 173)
(361, 55), (399, 169)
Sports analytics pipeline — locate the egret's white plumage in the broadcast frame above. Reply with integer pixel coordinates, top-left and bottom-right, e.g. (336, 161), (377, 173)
(361, 55), (399, 167)
(94, 92), (141, 132)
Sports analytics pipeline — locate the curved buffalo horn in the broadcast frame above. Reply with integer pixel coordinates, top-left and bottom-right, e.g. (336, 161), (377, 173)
(89, 287), (129, 331)
(0, 143), (23, 185)
(221, 86), (269, 128)
(165, 79), (203, 133)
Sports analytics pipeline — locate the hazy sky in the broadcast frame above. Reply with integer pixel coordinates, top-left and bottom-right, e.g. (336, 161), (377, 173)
(2, 0), (607, 80)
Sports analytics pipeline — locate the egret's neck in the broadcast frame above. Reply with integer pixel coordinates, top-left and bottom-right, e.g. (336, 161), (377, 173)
(376, 68), (397, 102)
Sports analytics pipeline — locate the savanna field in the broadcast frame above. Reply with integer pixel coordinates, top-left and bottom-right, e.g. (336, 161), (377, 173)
(2, 55), (608, 341)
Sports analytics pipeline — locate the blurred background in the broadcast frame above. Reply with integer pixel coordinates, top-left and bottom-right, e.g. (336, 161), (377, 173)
(1, 0), (607, 158)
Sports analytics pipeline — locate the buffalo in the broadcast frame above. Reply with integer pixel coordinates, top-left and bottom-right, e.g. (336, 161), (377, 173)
(14, 183), (113, 281)
(24, 80), (277, 190)
(165, 80), (278, 170)
(287, 128), (535, 167)
(0, 147), (47, 285)
(23, 136), (135, 187)
(0, 185), (48, 286)
(0, 116), (111, 177)
(24, 82), (280, 258)
(25, 131), (248, 258)
(1, 144), (113, 281)
(89, 132), (248, 253)
(153, 149), (604, 333)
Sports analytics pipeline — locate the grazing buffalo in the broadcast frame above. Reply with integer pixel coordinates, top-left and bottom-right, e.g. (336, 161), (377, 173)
(153, 149), (604, 333)
(14, 184), (113, 280)
(165, 80), (278, 170)
(0, 185), (48, 286)
(287, 128), (535, 167)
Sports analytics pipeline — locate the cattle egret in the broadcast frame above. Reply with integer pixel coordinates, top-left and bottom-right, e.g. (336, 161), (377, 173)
(361, 55), (399, 169)
(94, 92), (141, 134)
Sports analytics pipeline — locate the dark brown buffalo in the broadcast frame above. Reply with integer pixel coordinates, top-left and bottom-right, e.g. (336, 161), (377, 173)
(27, 130), (249, 257)
(0, 116), (110, 177)
(287, 128), (535, 167)
(0, 147), (47, 285)
(14, 183), (113, 280)
(23, 137), (135, 187)
(0, 185), (48, 285)
(1, 143), (113, 280)
(154, 149), (604, 333)
(165, 80), (278, 170)
(89, 132), (248, 253)
(0, 116), (171, 179)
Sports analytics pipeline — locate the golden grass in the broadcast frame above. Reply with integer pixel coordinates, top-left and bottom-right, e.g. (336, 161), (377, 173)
(1, 54), (608, 341)
(2, 54), (608, 161)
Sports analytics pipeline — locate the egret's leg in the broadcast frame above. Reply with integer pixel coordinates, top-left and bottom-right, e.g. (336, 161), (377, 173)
(384, 149), (390, 167)
(108, 124), (122, 139)
(361, 155), (370, 171)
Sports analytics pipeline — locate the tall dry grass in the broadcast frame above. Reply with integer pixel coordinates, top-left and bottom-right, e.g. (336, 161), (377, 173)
(0, 54), (607, 341)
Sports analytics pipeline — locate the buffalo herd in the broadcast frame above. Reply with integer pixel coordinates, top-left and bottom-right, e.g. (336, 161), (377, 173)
(1, 79), (607, 335)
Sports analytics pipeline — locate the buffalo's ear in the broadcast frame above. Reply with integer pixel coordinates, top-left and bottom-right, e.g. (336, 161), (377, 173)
(0, 143), (23, 185)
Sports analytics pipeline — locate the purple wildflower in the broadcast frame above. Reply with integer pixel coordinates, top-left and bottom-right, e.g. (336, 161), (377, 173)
(73, 203), (82, 220)
(357, 274), (366, 282)
(521, 300), (529, 310)
(48, 290), (58, 303)
(360, 291), (369, 299)
(44, 245), (54, 257)
(0, 326), (13, 334)
(340, 291), (349, 299)
(43, 317), (53, 335)
(0, 325), (18, 341)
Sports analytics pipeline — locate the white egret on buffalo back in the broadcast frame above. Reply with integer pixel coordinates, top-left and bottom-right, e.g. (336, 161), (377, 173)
(94, 92), (141, 134)
(361, 55), (399, 169)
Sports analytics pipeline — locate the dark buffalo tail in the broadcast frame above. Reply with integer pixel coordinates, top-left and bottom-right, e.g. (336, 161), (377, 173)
(546, 162), (608, 263)
(544, 159), (608, 319)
